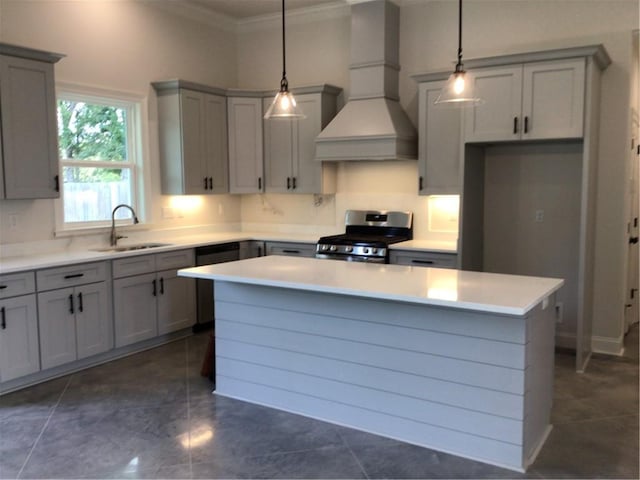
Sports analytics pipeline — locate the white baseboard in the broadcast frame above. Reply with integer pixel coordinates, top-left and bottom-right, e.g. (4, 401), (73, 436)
(592, 334), (625, 356)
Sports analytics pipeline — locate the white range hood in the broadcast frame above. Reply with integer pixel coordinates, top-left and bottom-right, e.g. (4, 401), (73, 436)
(315, 0), (417, 161)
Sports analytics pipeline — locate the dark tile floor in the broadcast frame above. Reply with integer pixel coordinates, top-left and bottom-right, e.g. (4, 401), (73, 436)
(1, 325), (637, 479)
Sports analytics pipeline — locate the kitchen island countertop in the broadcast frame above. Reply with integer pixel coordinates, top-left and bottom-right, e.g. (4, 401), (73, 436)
(179, 255), (563, 316)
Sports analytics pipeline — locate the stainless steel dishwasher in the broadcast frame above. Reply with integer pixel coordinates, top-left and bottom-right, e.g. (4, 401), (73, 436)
(194, 242), (240, 332)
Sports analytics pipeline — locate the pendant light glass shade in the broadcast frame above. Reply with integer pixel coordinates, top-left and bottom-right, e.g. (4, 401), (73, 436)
(434, 0), (483, 106)
(264, 0), (305, 120)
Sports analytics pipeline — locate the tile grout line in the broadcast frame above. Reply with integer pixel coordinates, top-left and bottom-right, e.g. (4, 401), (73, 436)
(16, 375), (73, 479)
(185, 338), (193, 479)
(336, 431), (370, 480)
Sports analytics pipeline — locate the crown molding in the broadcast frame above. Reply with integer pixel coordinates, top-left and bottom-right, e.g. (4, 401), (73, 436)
(141, 0), (237, 33)
(236, 2), (350, 33)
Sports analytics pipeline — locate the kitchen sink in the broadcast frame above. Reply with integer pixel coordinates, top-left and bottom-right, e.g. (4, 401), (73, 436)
(92, 242), (172, 253)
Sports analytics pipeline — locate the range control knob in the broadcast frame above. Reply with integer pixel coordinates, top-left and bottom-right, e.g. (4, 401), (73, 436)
(372, 248), (378, 254)
(346, 246), (353, 253)
(330, 245), (337, 251)
(363, 248), (369, 254)
(321, 244), (328, 251)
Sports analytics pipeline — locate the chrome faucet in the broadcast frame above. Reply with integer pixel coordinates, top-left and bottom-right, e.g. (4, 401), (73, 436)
(110, 204), (139, 246)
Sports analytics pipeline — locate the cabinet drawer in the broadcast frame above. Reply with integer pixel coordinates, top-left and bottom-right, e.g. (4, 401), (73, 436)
(37, 262), (107, 291)
(112, 254), (156, 279)
(389, 251), (458, 269)
(0, 271), (36, 299)
(265, 242), (316, 258)
(156, 249), (195, 270)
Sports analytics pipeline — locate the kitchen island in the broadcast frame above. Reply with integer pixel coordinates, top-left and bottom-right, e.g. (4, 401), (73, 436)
(178, 256), (563, 472)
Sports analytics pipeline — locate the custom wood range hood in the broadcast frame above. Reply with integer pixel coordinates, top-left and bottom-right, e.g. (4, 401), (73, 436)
(315, 0), (417, 161)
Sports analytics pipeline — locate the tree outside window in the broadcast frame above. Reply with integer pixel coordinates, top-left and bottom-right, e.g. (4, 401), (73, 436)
(57, 92), (140, 227)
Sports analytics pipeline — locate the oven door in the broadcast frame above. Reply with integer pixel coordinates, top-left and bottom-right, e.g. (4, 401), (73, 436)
(315, 252), (387, 264)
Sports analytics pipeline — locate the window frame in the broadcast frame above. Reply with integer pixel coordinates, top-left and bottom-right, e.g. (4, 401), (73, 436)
(54, 83), (148, 234)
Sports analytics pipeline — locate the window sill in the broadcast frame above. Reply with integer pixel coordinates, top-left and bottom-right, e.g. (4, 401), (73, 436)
(54, 223), (150, 239)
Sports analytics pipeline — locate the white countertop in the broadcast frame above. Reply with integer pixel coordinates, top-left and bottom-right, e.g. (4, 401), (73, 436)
(0, 231), (456, 275)
(179, 256), (563, 316)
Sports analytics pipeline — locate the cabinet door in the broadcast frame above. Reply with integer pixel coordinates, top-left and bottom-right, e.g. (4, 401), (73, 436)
(265, 241), (316, 258)
(522, 59), (585, 140)
(37, 288), (77, 370)
(0, 294), (39, 382)
(263, 98), (294, 193)
(465, 66), (522, 143)
(293, 94), (324, 194)
(76, 282), (112, 360)
(418, 81), (462, 195)
(204, 93), (229, 193)
(179, 89), (208, 194)
(113, 273), (158, 347)
(157, 269), (196, 335)
(0, 55), (59, 199)
(389, 250), (458, 269)
(228, 97), (264, 194)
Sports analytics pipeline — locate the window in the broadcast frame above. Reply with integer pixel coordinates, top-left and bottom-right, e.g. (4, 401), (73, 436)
(56, 88), (144, 230)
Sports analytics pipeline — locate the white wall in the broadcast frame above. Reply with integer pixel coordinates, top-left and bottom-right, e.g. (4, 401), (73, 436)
(235, 0), (638, 347)
(0, 0), (242, 246)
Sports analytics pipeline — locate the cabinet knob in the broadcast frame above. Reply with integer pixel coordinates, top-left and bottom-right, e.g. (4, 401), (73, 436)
(292, 177), (296, 189)
(152, 279), (157, 297)
(419, 176), (424, 191)
(1, 306), (6, 329)
(208, 177), (213, 190)
(54, 175), (60, 192)
(513, 117), (519, 134)
(524, 116), (529, 134)
(69, 294), (74, 314)
(78, 292), (84, 313)
(204, 177), (209, 190)
(287, 177), (291, 189)
(258, 177), (262, 190)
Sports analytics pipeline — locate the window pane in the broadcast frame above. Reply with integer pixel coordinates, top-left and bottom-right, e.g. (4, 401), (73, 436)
(57, 100), (128, 162)
(62, 167), (132, 223)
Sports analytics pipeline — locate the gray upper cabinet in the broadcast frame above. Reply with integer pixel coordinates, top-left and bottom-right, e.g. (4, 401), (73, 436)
(263, 86), (340, 194)
(464, 58), (585, 143)
(413, 77), (462, 195)
(153, 81), (229, 195)
(228, 94), (264, 194)
(0, 44), (63, 199)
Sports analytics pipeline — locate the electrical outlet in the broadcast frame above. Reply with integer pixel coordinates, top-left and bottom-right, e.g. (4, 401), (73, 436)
(535, 210), (544, 222)
(555, 302), (564, 323)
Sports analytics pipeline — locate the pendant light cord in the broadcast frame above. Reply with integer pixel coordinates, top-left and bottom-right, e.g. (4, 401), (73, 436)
(280, 0), (288, 91)
(456, 0), (463, 72)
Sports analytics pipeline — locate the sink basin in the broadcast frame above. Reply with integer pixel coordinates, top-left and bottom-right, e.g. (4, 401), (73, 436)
(92, 242), (172, 253)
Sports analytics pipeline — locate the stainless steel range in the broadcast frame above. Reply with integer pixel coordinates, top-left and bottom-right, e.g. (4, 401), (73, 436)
(316, 210), (413, 263)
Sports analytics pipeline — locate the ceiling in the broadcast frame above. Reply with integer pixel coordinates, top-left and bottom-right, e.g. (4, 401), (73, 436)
(186, 0), (344, 20)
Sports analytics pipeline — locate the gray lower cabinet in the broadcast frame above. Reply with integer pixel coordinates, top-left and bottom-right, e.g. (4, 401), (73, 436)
(37, 282), (111, 370)
(113, 250), (195, 347)
(389, 250), (458, 269)
(0, 45), (63, 199)
(36, 262), (111, 370)
(265, 241), (316, 258)
(0, 271), (40, 382)
(239, 240), (265, 259)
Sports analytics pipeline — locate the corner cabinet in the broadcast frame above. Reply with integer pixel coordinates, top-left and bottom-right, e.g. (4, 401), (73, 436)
(464, 58), (585, 142)
(413, 75), (463, 195)
(228, 93), (264, 194)
(0, 44), (63, 199)
(153, 80), (229, 195)
(263, 86), (340, 194)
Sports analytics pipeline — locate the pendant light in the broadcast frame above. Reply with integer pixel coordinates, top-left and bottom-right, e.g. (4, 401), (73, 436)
(434, 0), (483, 106)
(264, 0), (305, 119)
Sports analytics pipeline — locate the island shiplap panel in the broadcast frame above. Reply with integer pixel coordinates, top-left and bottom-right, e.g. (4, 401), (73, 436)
(213, 281), (555, 471)
(218, 357), (523, 443)
(218, 282), (528, 343)
(216, 317), (525, 394)
(216, 303), (526, 368)
(217, 337), (524, 419)
(217, 376), (524, 470)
